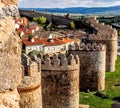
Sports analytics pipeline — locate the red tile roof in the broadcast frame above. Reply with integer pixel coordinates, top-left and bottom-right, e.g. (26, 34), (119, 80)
(22, 37), (74, 46)
(16, 28), (34, 35)
(16, 28), (26, 35)
(41, 38), (64, 46)
(22, 38), (43, 46)
(15, 17), (28, 26)
(59, 37), (74, 44)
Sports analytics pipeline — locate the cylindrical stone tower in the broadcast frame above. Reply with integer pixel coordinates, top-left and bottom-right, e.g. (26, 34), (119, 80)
(41, 54), (80, 108)
(18, 55), (42, 108)
(70, 42), (106, 91)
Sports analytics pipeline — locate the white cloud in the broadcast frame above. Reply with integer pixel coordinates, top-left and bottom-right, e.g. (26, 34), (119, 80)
(18, 0), (120, 8)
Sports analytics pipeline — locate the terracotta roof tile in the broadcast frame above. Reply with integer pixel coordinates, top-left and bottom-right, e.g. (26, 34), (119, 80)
(22, 38), (43, 46)
(22, 37), (74, 46)
(41, 38), (64, 46)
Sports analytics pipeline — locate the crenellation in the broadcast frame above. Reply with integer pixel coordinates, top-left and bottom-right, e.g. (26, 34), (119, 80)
(89, 32), (117, 40)
(70, 42), (106, 51)
(18, 55), (42, 108)
(42, 53), (79, 69)
(28, 61), (39, 76)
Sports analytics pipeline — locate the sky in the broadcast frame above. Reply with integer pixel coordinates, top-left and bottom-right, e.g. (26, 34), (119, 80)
(18, 0), (120, 8)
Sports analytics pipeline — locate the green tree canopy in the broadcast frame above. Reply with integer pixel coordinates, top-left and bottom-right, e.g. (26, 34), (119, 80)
(70, 21), (76, 29)
(33, 16), (46, 24)
(28, 50), (40, 58)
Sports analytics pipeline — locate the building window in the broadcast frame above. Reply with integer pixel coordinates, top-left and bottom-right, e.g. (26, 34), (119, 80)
(34, 47), (37, 50)
(28, 47), (31, 50)
(39, 47), (42, 51)
(46, 48), (48, 51)
(53, 47), (55, 50)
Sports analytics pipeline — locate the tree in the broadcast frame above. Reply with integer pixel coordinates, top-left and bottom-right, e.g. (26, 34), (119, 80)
(70, 21), (76, 29)
(28, 34), (33, 41)
(33, 16), (46, 24)
(33, 17), (38, 22)
(28, 50), (40, 58)
(38, 16), (46, 24)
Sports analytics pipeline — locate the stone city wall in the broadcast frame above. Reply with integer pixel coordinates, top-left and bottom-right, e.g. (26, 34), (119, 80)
(0, 17), (22, 108)
(1, 0), (18, 6)
(41, 54), (80, 108)
(0, 17), (22, 91)
(69, 43), (106, 91)
(18, 55), (42, 108)
(86, 17), (118, 72)
(0, 0), (19, 19)
(0, 89), (20, 108)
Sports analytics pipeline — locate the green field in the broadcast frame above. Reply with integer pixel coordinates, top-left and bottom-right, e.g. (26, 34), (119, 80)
(80, 55), (120, 108)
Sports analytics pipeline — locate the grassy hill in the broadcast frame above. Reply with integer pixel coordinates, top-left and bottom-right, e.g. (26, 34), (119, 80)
(80, 55), (120, 108)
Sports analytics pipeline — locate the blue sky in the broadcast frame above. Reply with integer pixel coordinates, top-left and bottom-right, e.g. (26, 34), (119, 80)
(18, 0), (120, 8)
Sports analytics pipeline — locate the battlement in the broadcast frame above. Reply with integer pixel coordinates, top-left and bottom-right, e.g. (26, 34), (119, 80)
(22, 54), (41, 75)
(84, 16), (117, 41)
(41, 53), (79, 70)
(69, 42), (106, 51)
(18, 54), (41, 93)
(89, 32), (117, 41)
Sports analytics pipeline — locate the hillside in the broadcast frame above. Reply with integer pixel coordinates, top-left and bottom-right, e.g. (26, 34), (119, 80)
(20, 6), (120, 15)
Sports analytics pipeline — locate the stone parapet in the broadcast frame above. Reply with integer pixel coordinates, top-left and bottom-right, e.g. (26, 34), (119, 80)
(69, 42), (106, 51)
(41, 53), (79, 70)
(86, 17), (118, 41)
(18, 55), (42, 108)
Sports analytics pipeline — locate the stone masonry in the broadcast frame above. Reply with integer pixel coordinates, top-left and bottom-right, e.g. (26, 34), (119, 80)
(18, 54), (42, 108)
(69, 42), (106, 91)
(41, 54), (80, 108)
(86, 17), (118, 72)
(0, 17), (22, 107)
(0, 0), (19, 19)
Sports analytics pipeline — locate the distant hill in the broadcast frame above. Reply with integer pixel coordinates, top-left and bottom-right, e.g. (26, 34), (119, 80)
(20, 6), (120, 15)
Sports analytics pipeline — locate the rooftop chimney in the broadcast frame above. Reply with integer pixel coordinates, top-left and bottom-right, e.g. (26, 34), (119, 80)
(31, 38), (34, 42)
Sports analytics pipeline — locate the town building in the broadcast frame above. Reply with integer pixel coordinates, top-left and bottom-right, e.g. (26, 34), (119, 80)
(15, 17), (28, 29)
(22, 37), (74, 54)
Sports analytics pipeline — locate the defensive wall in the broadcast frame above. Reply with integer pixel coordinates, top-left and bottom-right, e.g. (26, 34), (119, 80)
(69, 42), (106, 91)
(18, 54), (42, 108)
(41, 53), (80, 108)
(86, 17), (118, 72)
